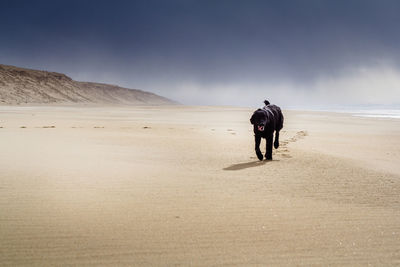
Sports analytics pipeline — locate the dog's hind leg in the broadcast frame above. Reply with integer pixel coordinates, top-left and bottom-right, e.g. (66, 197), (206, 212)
(265, 134), (273, 160)
(255, 135), (263, 161)
(274, 130), (280, 149)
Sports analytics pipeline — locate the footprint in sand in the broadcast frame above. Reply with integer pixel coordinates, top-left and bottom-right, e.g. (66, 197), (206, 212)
(275, 149), (288, 155)
(276, 130), (308, 158)
(227, 129), (237, 135)
(282, 131), (308, 145)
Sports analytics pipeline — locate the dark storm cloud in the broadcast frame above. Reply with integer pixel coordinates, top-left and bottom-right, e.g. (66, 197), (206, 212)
(1, 0), (400, 106)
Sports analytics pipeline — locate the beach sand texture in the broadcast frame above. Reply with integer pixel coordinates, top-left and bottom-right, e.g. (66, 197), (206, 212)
(1, 106), (399, 265)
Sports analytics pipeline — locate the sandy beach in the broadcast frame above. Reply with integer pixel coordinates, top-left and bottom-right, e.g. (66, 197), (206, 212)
(0, 105), (399, 265)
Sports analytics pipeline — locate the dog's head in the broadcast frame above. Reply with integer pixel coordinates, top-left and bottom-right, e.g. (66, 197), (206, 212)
(250, 109), (268, 132)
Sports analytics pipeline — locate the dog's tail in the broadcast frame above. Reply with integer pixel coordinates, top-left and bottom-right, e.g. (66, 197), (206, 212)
(264, 100), (270, 106)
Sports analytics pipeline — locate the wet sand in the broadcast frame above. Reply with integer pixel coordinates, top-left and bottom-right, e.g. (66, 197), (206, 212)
(1, 106), (399, 265)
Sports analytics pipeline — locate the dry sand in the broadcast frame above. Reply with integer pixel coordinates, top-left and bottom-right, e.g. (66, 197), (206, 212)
(0, 105), (399, 266)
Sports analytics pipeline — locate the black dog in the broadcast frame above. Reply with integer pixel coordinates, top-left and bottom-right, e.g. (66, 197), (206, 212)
(250, 100), (284, 160)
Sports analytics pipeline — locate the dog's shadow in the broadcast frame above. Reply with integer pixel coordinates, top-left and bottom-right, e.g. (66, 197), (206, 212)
(223, 159), (276, 171)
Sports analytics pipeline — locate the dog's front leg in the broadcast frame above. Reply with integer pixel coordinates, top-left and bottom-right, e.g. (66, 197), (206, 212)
(265, 134), (273, 160)
(255, 134), (263, 161)
(274, 130), (280, 149)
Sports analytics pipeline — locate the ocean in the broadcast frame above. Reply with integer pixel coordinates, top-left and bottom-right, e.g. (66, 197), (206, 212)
(350, 109), (400, 119)
(286, 105), (400, 119)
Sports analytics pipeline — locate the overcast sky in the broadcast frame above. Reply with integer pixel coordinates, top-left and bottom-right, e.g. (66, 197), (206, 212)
(1, 0), (400, 108)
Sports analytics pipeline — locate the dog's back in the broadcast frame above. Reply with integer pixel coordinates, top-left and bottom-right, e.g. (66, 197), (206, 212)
(263, 104), (284, 131)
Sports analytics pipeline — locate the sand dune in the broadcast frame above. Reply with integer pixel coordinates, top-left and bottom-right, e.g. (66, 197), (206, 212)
(0, 64), (175, 105)
(0, 106), (399, 265)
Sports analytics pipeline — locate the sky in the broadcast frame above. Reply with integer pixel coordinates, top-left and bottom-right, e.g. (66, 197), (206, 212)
(1, 0), (400, 108)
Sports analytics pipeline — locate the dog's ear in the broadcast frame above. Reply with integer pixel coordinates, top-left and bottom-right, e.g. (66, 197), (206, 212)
(250, 113), (255, 124)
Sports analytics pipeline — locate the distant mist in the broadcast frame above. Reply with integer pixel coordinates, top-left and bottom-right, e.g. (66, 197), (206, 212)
(64, 62), (400, 109)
